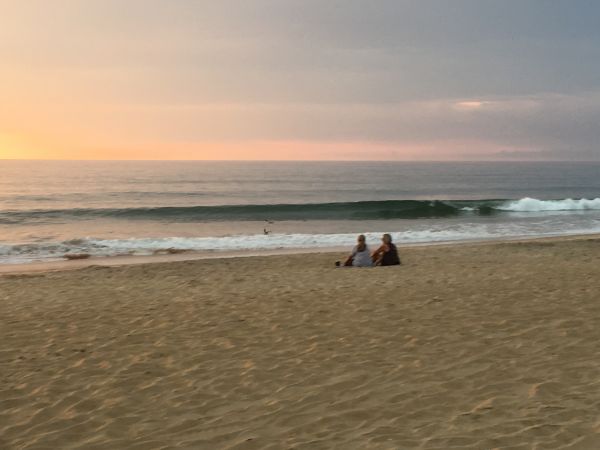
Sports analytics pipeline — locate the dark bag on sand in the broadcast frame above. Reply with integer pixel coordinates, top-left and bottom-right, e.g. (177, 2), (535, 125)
(381, 243), (401, 266)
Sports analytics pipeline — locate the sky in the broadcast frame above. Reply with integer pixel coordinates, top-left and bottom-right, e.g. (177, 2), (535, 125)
(1, 0), (600, 161)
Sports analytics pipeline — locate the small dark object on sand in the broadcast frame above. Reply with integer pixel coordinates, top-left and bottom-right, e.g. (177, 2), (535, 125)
(166, 248), (188, 254)
(64, 253), (91, 260)
(153, 248), (188, 255)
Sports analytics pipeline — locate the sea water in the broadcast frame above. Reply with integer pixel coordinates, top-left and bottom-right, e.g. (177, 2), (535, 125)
(1, 160), (600, 264)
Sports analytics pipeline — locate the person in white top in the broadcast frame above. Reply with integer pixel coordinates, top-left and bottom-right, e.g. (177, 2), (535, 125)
(342, 234), (373, 267)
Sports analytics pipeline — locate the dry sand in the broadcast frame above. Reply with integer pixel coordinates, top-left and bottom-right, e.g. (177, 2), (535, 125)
(2, 236), (600, 450)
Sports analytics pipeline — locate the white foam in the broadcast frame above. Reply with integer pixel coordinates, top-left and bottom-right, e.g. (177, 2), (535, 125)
(85, 227), (494, 255)
(0, 229), (494, 263)
(497, 197), (600, 212)
(2, 216), (600, 264)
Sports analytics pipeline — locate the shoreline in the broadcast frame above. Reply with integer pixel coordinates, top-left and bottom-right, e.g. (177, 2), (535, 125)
(0, 246), (346, 275)
(2, 232), (600, 275)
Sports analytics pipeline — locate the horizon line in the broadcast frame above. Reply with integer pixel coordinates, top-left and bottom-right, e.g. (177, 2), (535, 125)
(1, 158), (597, 163)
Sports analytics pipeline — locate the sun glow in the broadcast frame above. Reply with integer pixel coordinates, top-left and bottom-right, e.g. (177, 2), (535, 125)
(0, 132), (68, 160)
(0, 133), (27, 159)
(454, 101), (488, 110)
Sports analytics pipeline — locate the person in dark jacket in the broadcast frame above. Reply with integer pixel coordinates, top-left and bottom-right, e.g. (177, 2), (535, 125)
(372, 233), (400, 266)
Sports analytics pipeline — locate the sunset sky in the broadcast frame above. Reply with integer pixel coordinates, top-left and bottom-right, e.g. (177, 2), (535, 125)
(1, 0), (600, 161)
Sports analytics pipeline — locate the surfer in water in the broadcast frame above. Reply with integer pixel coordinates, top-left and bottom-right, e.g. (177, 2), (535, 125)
(264, 219), (274, 235)
(372, 233), (401, 266)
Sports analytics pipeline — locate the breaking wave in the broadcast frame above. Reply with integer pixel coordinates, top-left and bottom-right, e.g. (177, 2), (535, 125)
(2, 198), (600, 224)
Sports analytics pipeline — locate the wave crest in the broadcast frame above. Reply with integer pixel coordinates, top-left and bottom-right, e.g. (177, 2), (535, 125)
(498, 197), (600, 212)
(1, 197), (600, 224)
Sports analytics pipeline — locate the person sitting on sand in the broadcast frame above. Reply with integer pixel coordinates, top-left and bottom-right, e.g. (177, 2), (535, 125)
(342, 234), (373, 267)
(372, 233), (401, 266)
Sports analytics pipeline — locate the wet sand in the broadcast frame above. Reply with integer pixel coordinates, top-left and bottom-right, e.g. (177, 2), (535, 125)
(2, 236), (600, 449)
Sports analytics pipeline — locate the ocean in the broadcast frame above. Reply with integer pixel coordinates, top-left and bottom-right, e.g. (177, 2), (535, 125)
(1, 160), (600, 264)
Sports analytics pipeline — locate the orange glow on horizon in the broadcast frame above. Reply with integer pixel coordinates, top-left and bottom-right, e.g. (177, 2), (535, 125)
(0, 138), (517, 161)
(0, 132), (77, 160)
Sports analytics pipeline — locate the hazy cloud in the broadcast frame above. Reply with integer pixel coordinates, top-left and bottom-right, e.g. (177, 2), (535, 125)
(1, 0), (599, 159)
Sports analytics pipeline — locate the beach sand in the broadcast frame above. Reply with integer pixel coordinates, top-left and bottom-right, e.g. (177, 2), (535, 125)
(2, 236), (600, 449)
